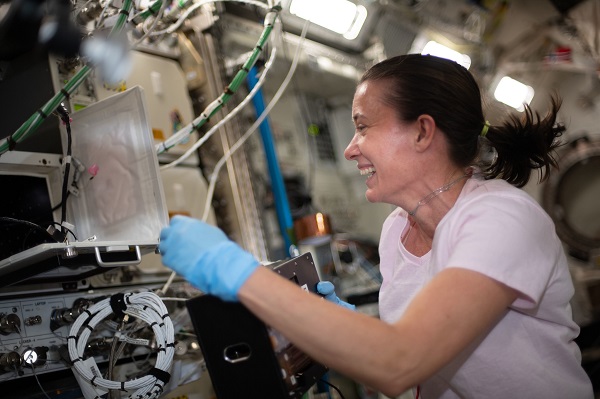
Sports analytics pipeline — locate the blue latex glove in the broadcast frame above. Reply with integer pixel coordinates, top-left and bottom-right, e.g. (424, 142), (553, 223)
(159, 215), (260, 302)
(316, 281), (356, 311)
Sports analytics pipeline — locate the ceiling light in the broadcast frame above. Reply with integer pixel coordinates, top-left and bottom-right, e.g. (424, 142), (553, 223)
(289, 0), (367, 40)
(494, 76), (534, 111)
(421, 40), (471, 70)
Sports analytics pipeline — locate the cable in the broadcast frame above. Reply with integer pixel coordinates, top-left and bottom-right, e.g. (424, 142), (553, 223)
(149, 0), (270, 37)
(157, 3), (287, 296)
(201, 18), (310, 222)
(96, 0), (115, 28)
(0, 0), (133, 155)
(318, 378), (346, 399)
(155, 2), (281, 155)
(131, 0), (168, 48)
(159, 31), (279, 170)
(55, 103), (72, 236)
(0, 217), (54, 237)
(68, 292), (174, 399)
(28, 356), (53, 399)
(158, 15), (306, 297)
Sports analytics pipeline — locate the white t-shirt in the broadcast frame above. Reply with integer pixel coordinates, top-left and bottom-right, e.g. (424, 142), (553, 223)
(378, 176), (593, 399)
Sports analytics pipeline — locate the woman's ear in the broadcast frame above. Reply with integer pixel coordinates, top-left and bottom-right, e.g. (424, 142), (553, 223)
(414, 114), (436, 152)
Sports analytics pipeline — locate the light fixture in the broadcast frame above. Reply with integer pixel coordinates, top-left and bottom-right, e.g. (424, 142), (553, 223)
(494, 76), (534, 111)
(289, 0), (367, 40)
(421, 40), (472, 70)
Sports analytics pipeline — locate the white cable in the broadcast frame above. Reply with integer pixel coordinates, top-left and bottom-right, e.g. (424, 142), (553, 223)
(157, 2), (287, 295)
(131, 0), (168, 48)
(201, 19), (310, 222)
(159, 43), (277, 170)
(96, 0), (115, 29)
(149, 0), (270, 37)
(156, 4), (279, 157)
(158, 19), (288, 295)
(68, 292), (174, 399)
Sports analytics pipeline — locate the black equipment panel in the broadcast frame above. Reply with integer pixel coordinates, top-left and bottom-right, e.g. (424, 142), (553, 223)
(186, 253), (328, 399)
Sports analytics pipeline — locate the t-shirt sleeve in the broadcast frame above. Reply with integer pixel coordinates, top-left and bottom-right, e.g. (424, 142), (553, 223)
(439, 193), (563, 310)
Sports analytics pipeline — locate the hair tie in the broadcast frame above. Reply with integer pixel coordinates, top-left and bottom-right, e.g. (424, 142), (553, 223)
(480, 121), (490, 137)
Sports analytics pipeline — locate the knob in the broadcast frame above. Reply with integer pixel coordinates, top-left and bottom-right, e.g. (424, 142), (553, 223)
(22, 347), (49, 367)
(0, 314), (21, 335)
(0, 352), (22, 373)
(24, 316), (42, 326)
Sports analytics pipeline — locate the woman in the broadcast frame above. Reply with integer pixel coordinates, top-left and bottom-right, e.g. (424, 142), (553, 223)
(159, 54), (593, 398)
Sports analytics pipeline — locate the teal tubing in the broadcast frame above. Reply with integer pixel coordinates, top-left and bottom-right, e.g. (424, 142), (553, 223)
(247, 66), (295, 255)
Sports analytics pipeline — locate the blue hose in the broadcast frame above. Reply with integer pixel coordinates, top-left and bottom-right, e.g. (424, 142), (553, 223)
(247, 66), (296, 255)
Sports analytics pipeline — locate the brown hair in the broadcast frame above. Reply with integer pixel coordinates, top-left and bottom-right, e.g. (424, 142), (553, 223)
(360, 54), (564, 187)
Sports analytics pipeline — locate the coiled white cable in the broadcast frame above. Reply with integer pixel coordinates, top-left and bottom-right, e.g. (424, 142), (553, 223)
(68, 292), (174, 399)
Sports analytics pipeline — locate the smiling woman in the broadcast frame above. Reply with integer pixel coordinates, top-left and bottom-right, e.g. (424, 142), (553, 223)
(158, 54), (593, 399)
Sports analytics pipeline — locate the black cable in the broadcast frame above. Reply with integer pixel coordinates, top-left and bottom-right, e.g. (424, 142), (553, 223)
(51, 191), (69, 212)
(318, 378), (346, 399)
(1, 217), (63, 253)
(56, 103), (72, 236)
(45, 221), (78, 241)
(0, 217), (55, 240)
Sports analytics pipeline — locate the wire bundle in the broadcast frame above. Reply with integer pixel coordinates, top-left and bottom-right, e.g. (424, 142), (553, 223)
(0, 0), (134, 156)
(155, 0), (280, 154)
(68, 292), (175, 399)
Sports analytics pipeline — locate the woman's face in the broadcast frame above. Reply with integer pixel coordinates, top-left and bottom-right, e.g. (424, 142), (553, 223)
(345, 79), (418, 205)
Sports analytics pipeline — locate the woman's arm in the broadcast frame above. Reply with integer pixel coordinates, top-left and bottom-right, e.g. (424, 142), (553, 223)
(239, 266), (518, 397)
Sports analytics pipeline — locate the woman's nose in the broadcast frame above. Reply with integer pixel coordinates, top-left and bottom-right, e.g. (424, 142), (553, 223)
(344, 135), (359, 161)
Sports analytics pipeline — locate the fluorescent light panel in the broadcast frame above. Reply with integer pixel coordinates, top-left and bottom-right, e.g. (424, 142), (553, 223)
(421, 41), (471, 70)
(494, 76), (534, 111)
(289, 0), (367, 40)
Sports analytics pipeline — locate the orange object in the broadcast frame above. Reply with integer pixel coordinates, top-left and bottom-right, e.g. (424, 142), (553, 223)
(294, 213), (332, 244)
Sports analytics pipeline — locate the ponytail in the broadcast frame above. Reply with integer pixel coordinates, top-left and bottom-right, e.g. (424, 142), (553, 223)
(482, 96), (565, 188)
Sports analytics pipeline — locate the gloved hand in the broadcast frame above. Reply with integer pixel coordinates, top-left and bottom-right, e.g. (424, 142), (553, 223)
(316, 281), (356, 311)
(159, 215), (260, 302)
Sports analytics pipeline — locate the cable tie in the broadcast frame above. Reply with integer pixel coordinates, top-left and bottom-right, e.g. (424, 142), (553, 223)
(157, 347), (165, 352)
(37, 108), (48, 119)
(256, 44), (263, 51)
(166, 342), (175, 348)
(240, 66), (249, 73)
(147, 367), (171, 384)
(121, 381), (126, 391)
(60, 88), (71, 99)
(91, 376), (98, 386)
(119, 9), (130, 16)
(83, 313), (94, 327)
(85, 324), (94, 331)
(110, 293), (127, 318)
(67, 335), (77, 340)
(161, 313), (169, 320)
(150, 321), (158, 327)
(7, 135), (17, 151)
(224, 86), (234, 96)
